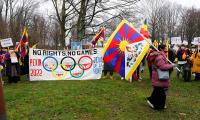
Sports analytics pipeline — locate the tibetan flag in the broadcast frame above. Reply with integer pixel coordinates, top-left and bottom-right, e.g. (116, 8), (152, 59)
(91, 27), (105, 46)
(19, 27), (28, 58)
(125, 38), (149, 80)
(102, 19), (149, 79)
(140, 19), (149, 39)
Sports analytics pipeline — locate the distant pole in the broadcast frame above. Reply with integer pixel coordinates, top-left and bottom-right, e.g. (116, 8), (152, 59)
(0, 69), (6, 120)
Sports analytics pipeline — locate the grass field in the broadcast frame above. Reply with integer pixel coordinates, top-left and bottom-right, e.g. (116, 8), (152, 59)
(3, 69), (200, 120)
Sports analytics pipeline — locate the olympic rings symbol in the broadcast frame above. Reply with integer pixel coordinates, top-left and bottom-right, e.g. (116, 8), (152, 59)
(51, 64), (68, 80)
(42, 55), (92, 78)
(42, 56), (58, 72)
(69, 64), (84, 78)
(78, 56), (93, 70)
(60, 56), (76, 71)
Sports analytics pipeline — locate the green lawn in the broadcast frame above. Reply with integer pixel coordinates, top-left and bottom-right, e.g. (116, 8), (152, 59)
(3, 70), (200, 120)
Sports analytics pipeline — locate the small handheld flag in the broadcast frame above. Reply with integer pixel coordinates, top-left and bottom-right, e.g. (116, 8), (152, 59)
(140, 19), (149, 39)
(91, 27), (105, 47)
(19, 27), (28, 58)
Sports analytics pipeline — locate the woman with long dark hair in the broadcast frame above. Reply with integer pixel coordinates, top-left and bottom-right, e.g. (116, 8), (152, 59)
(147, 45), (175, 110)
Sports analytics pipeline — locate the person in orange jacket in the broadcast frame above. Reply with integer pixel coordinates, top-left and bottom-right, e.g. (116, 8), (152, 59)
(190, 49), (200, 81)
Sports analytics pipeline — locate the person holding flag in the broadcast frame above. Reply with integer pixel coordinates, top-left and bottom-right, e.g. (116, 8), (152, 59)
(147, 45), (176, 110)
(21, 42), (29, 77)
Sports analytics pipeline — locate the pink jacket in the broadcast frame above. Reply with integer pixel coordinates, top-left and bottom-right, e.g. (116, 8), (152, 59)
(151, 51), (173, 88)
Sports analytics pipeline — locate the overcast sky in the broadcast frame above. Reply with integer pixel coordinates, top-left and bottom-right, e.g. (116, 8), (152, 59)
(38, 0), (200, 18)
(170, 0), (200, 8)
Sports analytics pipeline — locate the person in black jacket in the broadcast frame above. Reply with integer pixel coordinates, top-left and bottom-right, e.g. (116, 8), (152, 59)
(102, 61), (114, 80)
(21, 42), (29, 80)
(183, 57), (192, 82)
(176, 44), (187, 79)
(168, 46), (176, 76)
(5, 47), (21, 83)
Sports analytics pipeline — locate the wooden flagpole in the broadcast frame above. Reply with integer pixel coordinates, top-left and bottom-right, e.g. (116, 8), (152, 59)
(0, 67), (6, 120)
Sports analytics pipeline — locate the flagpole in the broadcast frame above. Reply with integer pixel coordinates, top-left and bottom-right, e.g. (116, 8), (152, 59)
(0, 67), (6, 120)
(144, 38), (180, 72)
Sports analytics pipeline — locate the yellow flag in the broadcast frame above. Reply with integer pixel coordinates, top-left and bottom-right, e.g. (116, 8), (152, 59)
(32, 43), (37, 49)
(166, 39), (169, 59)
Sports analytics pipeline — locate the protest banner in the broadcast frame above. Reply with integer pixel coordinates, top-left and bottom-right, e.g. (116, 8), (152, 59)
(29, 48), (103, 81)
(192, 37), (200, 45)
(9, 50), (18, 63)
(0, 38), (13, 47)
(171, 37), (181, 45)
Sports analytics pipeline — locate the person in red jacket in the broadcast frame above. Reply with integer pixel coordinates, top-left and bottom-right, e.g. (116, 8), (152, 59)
(146, 46), (159, 79)
(147, 45), (175, 110)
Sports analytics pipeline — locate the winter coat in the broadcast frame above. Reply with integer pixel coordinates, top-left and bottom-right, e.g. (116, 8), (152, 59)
(21, 50), (29, 75)
(168, 48), (176, 63)
(152, 51), (173, 88)
(103, 62), (113, 71)
(146, 50), (159, 67)
(177, 49), (187, 61)
(190, 52), (200, 73)
(5, 52), (20, 76)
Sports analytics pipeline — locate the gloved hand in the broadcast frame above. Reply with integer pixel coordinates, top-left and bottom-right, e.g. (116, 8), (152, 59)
(171, 63), (177, 67)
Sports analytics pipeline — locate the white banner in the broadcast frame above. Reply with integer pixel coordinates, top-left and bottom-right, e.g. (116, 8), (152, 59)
(0, 38), (13, 47)
(171, 37), (181, 45)
(192, 37), (200, 45)
(29, 48), (103, 81)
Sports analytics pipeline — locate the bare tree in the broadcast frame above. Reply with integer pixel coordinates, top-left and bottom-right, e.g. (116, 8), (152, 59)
(138, 0), (167, 41)
(50, 0), (140, 48)
(7, 0), (39, 43)
(138, 0), (183, 43)
(180, 8), (199, 46)
(165, 3), (182, 43)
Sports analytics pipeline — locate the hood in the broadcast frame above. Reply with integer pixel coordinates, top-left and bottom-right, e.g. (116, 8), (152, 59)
(197, 53), (200, 59)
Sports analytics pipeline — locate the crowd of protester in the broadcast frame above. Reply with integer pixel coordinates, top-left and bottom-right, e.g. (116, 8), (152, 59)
(1, 41), (200, 110)
(0, 42), (29, 84)
(102, 43), (200, 110)
(146, 44), (200, 110)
